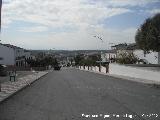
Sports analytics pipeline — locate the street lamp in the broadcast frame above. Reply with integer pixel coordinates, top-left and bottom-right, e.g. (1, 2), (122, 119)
(0, 40), (1, 91)
(93, 35), (104, 72)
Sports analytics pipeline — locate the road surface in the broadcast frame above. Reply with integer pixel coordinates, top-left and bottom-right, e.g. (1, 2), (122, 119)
(0, 68), (160, 120)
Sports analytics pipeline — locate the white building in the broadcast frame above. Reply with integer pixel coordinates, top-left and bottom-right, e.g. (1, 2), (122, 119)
(24, 50), (35, 60)
(0, 43), (15, 65)
(101, 50), (117, 63)
(134, 50), (160, 64)
(112, 43), (160, 64)
(0, 43), (33, 66)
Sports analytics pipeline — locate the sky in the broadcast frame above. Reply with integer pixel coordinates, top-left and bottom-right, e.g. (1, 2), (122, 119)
(0, 0), (160, 50)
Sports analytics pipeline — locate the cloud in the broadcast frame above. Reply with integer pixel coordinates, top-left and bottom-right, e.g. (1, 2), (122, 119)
(18, 26), (48, 33)
(1, 0), (130, 30)
(108, 0), (159, 7)
(148, 8), (160, 15)
(1, 0), (158, 50)
(45, 26), (137, 50)
(87, 0), (159, 7)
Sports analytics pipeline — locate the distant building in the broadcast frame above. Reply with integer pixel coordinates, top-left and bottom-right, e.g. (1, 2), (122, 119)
(111, 43), (160, 64)
(0, 43), (34, 66)
(101, 50), (117, 63)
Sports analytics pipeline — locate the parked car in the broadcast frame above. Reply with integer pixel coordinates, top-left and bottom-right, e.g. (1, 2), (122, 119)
(0, 64), (8, 76)
(54, 65), (61, 70)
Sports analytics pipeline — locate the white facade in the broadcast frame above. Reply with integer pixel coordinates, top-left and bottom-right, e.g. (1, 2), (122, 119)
(24, 52), (35, 60)
(116, 49), (160, 64)
(0, 43), (34, 66)
(101, 52), (116, 63)
(0, 44), (15, 65)
(134, 50), (159, 64)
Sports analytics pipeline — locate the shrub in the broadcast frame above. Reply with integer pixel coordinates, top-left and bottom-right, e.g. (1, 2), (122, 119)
(116, 52), (138, 64)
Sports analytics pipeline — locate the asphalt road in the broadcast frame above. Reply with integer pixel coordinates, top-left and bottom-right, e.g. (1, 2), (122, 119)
(0, 68), (160, 120)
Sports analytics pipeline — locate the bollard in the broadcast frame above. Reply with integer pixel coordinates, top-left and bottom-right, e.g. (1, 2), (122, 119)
(106, 63), (109, 73)
(9, 71), (16, 82)
(99, 65), (101, 72)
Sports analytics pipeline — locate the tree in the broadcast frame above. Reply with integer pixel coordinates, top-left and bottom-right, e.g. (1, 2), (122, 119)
(74, 54), (84, 66)
(135, 13), (160, 52)
(74, 54), (100, 66)
(26, 57), (58, 67)
(116, 51), (138, 64)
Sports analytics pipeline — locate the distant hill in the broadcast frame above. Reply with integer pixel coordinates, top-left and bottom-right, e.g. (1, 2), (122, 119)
(29, 50), (107, 57)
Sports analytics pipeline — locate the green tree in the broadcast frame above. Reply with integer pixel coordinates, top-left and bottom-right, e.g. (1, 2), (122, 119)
(117, 52), (138, 64)
(74, 54), (100, 66)
(74, 55), (84, 66)
(135, 13), (160, 52)
(26, 57), (58, 67)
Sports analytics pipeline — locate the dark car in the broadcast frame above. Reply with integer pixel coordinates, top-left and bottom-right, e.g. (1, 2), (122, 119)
(0, 64), (8, 76)
(54, 65), (61, 70)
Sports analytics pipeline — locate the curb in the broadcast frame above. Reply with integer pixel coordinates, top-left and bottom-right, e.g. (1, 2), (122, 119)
(0, 71), (50, 104)
(77, 68), (160, 86)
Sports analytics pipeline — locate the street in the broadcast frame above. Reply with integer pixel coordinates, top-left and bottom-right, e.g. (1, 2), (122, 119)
(0, 68), (160, 120)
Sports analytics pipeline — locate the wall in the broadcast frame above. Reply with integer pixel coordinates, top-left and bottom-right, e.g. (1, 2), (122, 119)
(158, 52), (160, 64)
(101, 53), (116, 62)
(101, 66), (106, 73)
(109, 63), (160, 82)
(79, 66), (108, 73)
(79, 64), (160, 82)
(0, 44), (15, 65)
(134, 50), (158, 64)
(15, 48), (25, 58)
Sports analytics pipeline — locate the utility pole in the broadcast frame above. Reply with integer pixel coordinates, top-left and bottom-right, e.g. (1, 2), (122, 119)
(0, 0), (2, 31)
(0, 0), (2, 92)
(0, 40), (1, 92)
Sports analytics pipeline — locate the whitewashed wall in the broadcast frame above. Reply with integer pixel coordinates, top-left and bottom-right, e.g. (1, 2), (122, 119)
(109, 63), (160, 82)
(158, 52), (160, 64)
(80, 66), (84, 70)
(15, 48), (25, 58)
(101, 66), (106, 73)
(0, 45), (15, 65)
(95, 66), (99, 72)
(89, 66), (92, 71)
(92, 66), (96, 71)
(134, 50), (158, 64)
(85, 66), (88, 70)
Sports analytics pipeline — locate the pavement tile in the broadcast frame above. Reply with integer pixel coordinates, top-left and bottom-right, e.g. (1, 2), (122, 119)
(0, 71), (48, 103)
(0, 92), (7, 97)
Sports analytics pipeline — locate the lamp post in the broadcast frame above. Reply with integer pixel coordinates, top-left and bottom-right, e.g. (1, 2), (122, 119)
(93, 35), (104, 72)
(0, 40), (1, 92)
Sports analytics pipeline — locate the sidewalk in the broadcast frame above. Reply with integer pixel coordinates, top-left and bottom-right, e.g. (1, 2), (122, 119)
(0, 71), (49, 103)
(77, 68), (160, 86)
(0, 71), (36, 84)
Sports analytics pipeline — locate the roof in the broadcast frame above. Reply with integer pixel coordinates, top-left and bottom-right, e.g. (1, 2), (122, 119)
(0, 43), (23, 50)
(111, 43), (127, 50)
(105, 49), (117, 53)
(111, 43), (138, 50)
(3, 44), (23, 49)
(125, 43), (138, 50)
